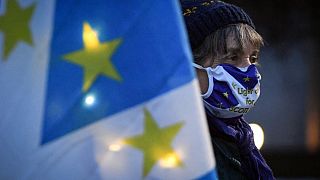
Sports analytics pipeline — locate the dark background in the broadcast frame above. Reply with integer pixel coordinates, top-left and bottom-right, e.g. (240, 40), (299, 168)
(226, 0), (320, 178)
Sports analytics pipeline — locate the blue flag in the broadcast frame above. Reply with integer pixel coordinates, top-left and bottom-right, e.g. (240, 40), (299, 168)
(0, 0), (217, 179)
(42, 0), (194, 144)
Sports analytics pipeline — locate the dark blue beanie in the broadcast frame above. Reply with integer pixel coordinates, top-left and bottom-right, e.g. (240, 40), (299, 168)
(181, 0), (255, 50)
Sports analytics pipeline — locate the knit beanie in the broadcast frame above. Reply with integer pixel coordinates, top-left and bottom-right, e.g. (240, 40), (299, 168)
(181, 0), (255, 50)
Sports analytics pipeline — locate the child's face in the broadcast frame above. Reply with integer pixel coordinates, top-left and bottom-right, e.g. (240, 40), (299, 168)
(211, 35), (260, 68)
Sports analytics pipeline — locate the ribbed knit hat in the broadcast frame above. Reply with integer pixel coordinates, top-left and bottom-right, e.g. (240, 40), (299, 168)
(181, 0), (255, 50)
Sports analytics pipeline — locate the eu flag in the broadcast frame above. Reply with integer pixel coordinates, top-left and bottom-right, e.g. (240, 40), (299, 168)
(0, 0), (217, 179)
(42, 0), (194, 144)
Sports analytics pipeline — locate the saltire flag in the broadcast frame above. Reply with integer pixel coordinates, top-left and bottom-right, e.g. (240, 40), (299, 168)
(0, 0), (217, 179)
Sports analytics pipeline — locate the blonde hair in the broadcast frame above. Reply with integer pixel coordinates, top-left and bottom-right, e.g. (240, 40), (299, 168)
(193, 23), (264, 65)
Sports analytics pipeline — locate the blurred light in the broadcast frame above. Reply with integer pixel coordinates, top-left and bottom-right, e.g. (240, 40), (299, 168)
(249, 123), (264, 149)
(306, 110), (319, 153)
(84, 94), (95, 106)
(108, 144), (122, 152)
(159, 153), (179, 168)
(83, 22), (99, 49)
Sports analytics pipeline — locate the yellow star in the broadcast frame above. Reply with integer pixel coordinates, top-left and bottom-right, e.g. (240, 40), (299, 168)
(223, 92), (229, 98)
(123, 109), (184, 177)
(243, 76), (250, 82)
(0, 0), (35, 60)
(63, 22), (122, 92)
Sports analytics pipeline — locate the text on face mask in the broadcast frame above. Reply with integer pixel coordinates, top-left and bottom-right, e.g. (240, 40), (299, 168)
(232, 82), (260, 96)
(229, 106), (250, 113)
(236, 87), (259, 96)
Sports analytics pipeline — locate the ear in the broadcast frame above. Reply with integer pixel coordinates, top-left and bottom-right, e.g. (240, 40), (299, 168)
(195, 68), (209, 94)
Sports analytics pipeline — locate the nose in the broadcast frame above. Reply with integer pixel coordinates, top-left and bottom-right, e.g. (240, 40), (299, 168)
(237, 56), (251, 68)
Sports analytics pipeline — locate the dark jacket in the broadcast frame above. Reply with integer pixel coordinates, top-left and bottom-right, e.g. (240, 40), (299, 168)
(206, 110), (275, 180)
(211, 136), (248, 179)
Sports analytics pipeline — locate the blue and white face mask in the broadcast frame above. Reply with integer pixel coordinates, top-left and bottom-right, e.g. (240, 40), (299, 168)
(193, 63), (261, 118)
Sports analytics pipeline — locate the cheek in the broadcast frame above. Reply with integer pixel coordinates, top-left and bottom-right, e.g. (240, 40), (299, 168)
(219, 59), (237, 66)
(211, 60), (221, 67)
(201, 57), (214, 67)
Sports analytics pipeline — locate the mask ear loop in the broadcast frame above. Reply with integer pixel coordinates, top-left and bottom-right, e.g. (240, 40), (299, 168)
(192, 63), (205, 69)
(192, 63), (214, 99)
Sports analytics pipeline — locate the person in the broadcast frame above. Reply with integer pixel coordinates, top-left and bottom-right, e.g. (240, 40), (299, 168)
(180, 0), (275, 179)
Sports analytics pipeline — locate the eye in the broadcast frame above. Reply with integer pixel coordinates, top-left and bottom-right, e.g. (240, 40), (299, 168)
(230, 55), (238, 61)
(225, 53), (238, 61)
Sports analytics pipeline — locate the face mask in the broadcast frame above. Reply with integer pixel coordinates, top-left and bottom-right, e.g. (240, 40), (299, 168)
(193, 63), (261, 118)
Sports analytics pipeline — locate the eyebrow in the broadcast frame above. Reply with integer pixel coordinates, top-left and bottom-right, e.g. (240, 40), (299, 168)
(227, 48), (260, 55)
(226, 48), (242, 54)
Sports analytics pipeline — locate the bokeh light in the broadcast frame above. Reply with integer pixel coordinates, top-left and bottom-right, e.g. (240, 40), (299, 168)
(84, 94), (96, 107)
(249, 123), (265, 150)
